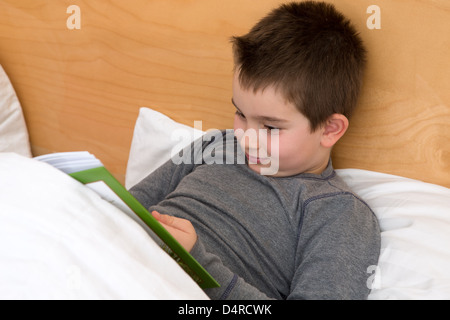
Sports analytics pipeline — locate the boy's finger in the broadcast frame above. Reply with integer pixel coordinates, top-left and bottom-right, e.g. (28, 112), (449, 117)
(152, 211), (177, 228)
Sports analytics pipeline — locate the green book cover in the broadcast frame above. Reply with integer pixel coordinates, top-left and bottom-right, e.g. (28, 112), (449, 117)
(35, 152), (219, 289)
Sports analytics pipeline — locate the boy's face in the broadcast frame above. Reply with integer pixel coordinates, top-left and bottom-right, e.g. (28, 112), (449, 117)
(232, 72), (330, 177)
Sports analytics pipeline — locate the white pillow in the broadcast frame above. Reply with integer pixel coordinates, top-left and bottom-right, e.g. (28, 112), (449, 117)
(125, 107), (204, 189)
(126, 107), (450, 299)
(0, 65), (31, 157)
(336, 169), (450, 300)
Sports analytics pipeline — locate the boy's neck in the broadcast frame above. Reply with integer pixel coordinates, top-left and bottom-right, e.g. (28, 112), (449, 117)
(303, 157), (331, 176)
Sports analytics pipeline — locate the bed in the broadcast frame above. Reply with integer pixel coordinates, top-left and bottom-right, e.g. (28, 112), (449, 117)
(0, 0), (449, 300)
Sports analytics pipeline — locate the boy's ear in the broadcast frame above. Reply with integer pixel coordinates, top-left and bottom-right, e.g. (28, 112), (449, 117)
(320, 114), (349, 148)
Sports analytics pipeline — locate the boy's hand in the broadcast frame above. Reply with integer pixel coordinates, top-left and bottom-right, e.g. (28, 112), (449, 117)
(152, 211), (198, 253)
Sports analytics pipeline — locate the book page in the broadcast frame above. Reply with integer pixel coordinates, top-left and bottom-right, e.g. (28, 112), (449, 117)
(35, 152), (103, 174)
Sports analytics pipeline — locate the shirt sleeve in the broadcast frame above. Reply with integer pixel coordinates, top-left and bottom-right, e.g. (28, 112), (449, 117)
(190, 237), (276, 300)
(289, 193), (381, 300)
(129, 138), (205, 208)
(129, 130), (232, 207)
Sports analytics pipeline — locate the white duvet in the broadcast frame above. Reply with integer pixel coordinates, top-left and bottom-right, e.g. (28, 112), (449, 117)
(0, 153), (208, 300)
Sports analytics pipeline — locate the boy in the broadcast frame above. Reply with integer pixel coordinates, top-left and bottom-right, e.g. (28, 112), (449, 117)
(130, 1), (380, 299)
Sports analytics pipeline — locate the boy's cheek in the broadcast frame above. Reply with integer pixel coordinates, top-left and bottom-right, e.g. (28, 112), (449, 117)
(233, 115), (245, 132)
(233, 126), (244, 140)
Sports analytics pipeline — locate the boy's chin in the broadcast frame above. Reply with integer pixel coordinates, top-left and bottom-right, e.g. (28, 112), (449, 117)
(246, 162), (281, 176)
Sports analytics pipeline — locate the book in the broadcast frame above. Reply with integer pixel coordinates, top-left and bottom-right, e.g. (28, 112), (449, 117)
(35, 151), (219, 289)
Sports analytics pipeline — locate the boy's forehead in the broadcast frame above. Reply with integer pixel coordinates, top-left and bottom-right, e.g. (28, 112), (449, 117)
(233, 72), (274, 100)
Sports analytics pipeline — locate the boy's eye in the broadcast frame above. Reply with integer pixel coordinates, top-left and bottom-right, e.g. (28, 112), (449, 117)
(264, 126), (281, 135)
(264, 125), (280, 131)
(235, 110), (246, 119)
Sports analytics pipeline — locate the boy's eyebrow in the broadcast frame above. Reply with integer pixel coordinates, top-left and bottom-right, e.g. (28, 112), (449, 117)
(231, 98), (289, 123)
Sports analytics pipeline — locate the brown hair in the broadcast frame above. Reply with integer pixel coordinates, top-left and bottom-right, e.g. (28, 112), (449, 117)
(231, 1), (367, 131)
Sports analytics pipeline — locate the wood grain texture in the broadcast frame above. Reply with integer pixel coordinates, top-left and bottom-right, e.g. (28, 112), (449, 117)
(0, 0), (448, 187)
(331, 0), (450, 187)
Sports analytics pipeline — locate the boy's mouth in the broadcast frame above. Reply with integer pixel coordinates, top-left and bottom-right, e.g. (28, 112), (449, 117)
(245, 152), (269, 165)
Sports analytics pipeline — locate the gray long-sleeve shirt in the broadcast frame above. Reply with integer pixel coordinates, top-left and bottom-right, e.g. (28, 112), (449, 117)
(130, 130), (380, 300)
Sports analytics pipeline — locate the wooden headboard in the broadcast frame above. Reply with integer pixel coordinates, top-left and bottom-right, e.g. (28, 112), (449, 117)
(1, 0), (449, 187)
